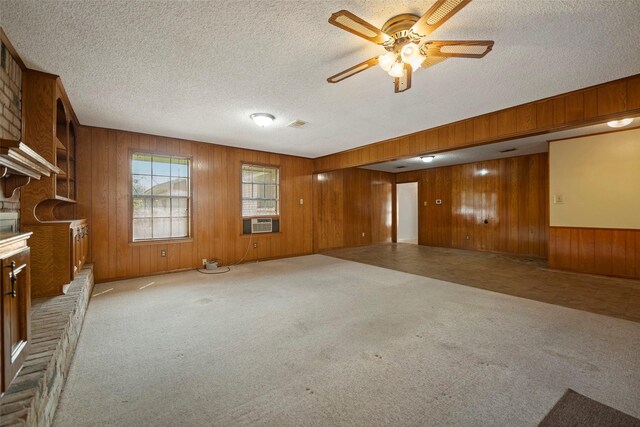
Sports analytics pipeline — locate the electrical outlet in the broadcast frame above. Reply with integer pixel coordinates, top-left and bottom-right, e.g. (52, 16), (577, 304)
(553, 194), (564, 204)
(299, 198), (304, 205)
(362, 232), (365, 237)
(466, 235), (470, 240)
(253, 242), (257, 248)
(160, 250), (167, 257)
(202, 258), (207, 266)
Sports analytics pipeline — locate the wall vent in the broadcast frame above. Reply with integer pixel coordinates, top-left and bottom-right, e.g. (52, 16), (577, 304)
(251, 218), (273, 233)
(288, 119), (307, 128)
(499, 148), (517, 153)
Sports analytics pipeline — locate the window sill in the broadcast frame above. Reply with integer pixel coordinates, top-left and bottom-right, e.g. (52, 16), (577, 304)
(129, 237), (193, 246)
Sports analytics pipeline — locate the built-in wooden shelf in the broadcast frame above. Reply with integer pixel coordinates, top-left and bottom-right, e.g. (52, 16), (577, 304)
(21, 71), (84, 298)
(0, 139), (60, 198)
(54, 195), (77, 204)
(56, 148), (74, 161)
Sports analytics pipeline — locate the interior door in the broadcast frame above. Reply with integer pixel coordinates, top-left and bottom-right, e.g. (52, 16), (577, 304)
(396, 182), (419, 244)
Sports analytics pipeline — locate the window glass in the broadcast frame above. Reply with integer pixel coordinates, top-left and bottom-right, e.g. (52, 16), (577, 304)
(131, 153), (191, 241)
(241, 164), (280, 217)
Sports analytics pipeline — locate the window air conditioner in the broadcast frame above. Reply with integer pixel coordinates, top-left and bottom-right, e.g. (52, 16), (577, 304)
(251, 218), (273, 233)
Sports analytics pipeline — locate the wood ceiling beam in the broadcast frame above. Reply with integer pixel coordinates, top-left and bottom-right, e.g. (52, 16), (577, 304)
(313, 73), (640, 172)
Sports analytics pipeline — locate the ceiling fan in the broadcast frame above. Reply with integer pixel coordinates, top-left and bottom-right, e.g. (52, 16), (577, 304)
(327, 0), (493, 93)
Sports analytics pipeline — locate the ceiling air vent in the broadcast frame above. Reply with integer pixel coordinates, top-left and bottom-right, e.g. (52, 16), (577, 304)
(499, 148), (517, 153)
(288, 119), (307, 128)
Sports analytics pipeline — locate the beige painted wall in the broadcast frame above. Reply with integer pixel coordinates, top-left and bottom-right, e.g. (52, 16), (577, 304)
(549, 127), (640, 229)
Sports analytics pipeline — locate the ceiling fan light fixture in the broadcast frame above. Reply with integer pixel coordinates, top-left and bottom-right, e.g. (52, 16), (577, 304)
(378, 52), (396, 72)
(389, 61), (405, 78)
(400, 43), (420, 63)
(607, 118), (633, 128)
(250, 113), (275, 127)
(421, 155), (435, 163)
(410, 55), (425, 71)
(326, 4), (493, 93)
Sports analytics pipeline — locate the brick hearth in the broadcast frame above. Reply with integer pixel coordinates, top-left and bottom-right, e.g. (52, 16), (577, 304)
(0, 265), (94, 427)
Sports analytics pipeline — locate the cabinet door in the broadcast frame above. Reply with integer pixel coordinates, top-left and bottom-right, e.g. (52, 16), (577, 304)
(2, 248), (31, 392)
(70, 228), (78, 278)
(74, 227), (80, 274)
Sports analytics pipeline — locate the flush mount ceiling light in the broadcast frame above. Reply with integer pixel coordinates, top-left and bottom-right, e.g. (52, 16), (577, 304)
(250, 113), (275, 127)
(607, 118), (633, 128)
(421, 155), (435, 163)
(326, 1), (494, 93)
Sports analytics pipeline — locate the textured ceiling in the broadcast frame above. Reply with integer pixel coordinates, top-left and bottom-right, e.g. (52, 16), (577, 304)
(1, 1), (639, 158)
(361, 117), (640, 173)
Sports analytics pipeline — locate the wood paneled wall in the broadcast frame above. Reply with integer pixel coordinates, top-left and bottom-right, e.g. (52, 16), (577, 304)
(313, 168), (393, 252)
(549, 228), (640, 279)
(314, 74), (640, 172)
(77, 126), (313, 282)
(396, 153), (548, 257)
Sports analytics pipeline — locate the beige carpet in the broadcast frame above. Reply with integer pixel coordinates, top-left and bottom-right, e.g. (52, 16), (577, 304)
(54, 255), (640, 426)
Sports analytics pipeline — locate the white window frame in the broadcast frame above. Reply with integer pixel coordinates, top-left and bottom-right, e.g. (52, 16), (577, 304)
(241, 164), (280, 218)
(130, 152), (192, 242)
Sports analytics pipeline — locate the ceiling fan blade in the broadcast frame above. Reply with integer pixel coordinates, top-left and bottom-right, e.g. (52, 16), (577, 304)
(410, 0), (472, 38)
(394, 63), (412, 93)
(421, 56), (448, 69)
(423, 40), (494, 58)
(327, 57), (379, 84)
(329, 10), (391, 45)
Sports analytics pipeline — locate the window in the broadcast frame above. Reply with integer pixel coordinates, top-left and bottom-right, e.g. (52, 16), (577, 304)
(242, 164), (279, 217)
(131, 153), (191, 241)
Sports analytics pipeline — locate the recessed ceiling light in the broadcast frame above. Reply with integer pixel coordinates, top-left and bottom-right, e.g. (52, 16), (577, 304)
(250, 113), (275, 127)
(607, 118), (633, 128)
(421, 155), (435, 163)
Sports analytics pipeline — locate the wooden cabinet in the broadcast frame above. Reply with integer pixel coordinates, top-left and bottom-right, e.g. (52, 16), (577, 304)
(23, 219), (88, 297)
(71, 223), (89, 278)
(20, 70), (87, 297)
(0, 232), (32, 394)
